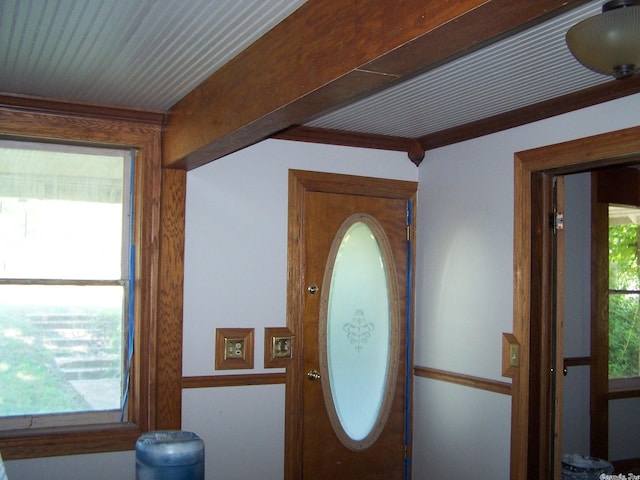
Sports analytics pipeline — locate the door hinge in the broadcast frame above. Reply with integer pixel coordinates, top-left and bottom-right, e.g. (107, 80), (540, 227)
(550, 211), (564, 233)
(406, 224), (411, 241)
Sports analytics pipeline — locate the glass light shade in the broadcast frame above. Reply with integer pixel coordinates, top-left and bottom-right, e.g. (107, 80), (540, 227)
(566, 5), (640, 78)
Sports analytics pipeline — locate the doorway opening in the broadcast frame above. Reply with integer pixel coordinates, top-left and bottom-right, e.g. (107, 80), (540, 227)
(511, 125), (640, 480)
(560, 168), (640, 476)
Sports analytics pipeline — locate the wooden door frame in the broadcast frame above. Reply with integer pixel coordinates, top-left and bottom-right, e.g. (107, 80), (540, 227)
(285, 169), (417, 480)
(512, 125), (640, 480)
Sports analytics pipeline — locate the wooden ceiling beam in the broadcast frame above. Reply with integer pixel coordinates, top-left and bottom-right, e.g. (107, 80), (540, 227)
(163, 0), (581, 170)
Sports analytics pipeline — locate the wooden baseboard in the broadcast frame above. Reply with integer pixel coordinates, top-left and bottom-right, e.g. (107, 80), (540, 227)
(414, 365), (512, 396)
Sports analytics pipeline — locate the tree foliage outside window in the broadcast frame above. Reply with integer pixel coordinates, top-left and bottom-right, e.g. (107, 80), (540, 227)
(609, 222), (640, 379)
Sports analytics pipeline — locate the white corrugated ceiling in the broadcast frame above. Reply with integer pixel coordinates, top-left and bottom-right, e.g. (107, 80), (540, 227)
(306, 1), (610, 137)
(0, 0), (625, 140)
(0, 0), (306, 110)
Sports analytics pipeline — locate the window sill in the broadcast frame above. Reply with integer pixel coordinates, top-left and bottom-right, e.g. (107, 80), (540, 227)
(0, 423), (142, 459)
(609, 377), (640, 399)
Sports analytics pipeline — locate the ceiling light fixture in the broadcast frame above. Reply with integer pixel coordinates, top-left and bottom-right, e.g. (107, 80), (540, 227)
(566, 0), (640, 79)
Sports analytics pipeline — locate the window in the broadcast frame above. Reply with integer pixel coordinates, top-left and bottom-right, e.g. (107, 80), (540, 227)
(609, 206), (640, 383)
(0, 140), (132, 428)
(0, 102), (182, 460)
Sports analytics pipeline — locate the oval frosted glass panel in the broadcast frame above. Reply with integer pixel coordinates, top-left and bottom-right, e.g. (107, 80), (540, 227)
(326, 220), (391, 442)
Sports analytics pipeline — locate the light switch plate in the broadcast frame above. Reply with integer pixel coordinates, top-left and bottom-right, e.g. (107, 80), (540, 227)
(273, 336), (292, 358)
(502, 332), (519, 378)
(509, 343), (520, 367)
(264, 327), (294, 368)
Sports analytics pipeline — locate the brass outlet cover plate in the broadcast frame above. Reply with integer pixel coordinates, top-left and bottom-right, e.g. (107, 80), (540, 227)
(224, 338), (245, 359)
(215, 328), (254, 370)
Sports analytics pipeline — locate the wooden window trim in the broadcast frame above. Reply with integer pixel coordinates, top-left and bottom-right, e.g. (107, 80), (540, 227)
(609, 377), (640, 398)
(0, 98), (184, 459)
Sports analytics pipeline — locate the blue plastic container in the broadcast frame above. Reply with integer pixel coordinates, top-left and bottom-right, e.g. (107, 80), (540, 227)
(136, 431), (204, 480)
(561, 453), (614, 480)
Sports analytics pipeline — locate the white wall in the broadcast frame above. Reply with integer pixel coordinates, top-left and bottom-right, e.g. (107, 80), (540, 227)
(610, 397), (640, 460)
(182, 140), (416, 377)
(181, 140), (416, 480)
(562, 172), (591, 457)
(5, 451), (135, 480)
(182, 385), (285, 480)
(412, 93), (640, 479)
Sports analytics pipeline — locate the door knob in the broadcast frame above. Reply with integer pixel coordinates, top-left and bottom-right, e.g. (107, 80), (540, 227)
(307, 369), (321, 381)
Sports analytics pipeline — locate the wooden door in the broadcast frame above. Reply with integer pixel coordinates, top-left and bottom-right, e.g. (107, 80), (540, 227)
(527, 171), (564, 479)
(286, 170), (416, 480)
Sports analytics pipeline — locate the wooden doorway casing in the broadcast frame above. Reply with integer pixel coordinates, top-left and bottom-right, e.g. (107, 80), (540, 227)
(285, 170), (417, 480)
(512, 125), (640, 480)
